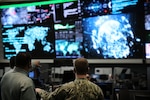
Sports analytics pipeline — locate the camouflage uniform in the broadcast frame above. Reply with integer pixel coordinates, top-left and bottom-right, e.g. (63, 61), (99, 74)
(38, 78), (104, 100)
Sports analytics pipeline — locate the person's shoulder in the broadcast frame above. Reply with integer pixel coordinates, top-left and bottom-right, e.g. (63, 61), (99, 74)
(62, 81), (75, 87)
(20, 77), (35, 88)
(22, 74), (33, 82)
(16, 72), (34, 86)
(1, 69), (13, 78)
(89, 81), (98, 86)
(88, 81), (102, 91)
(58, 81), (75, 91)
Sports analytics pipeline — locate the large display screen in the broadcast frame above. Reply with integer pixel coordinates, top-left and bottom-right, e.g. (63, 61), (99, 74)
(82, 13), (143, 59)
(0, 1), (56, 59)
(2, 23), (55, 59)
(0, 0), (145, 60)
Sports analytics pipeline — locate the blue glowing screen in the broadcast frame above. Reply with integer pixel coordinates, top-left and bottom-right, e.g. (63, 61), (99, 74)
(2, 24), (55, 59)
(0, 0), (144, 59)
(55, 40), (82, 58)
(82, 13), (143, 59)
(112, 0), (138, 14)
(80, 0), (112, 17)
(55, 20), (83, 58)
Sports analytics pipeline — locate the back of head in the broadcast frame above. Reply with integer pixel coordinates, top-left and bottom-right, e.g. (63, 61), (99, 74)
(16, 52), (31, 69)
(74, 58), (89, 75)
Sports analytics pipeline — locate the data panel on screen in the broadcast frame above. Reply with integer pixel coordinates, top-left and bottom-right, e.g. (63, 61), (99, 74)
(55, 20), (83, 58)
(111, 0), (139, 14)
(80, 0), (139, 17)
(1, 4), (54, 25)
(54, 1), (80, 22)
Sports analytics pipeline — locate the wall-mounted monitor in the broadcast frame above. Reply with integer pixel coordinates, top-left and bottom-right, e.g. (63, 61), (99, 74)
(2, 23), (55, 59)
(1, 3), (54, 25)
(81, 0), (144, 60)
(0, 1), (55, 60)
(0, 0), (145, 62)
(82, 13), (144, 59)
(55, 20), (83, 58)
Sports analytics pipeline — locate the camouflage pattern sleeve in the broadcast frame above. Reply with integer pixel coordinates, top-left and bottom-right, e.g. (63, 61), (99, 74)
(37, 79), (104, 100)
(49, 82), (75, 100)
(49, 88), (67, 100)
(37, 89), (51, 100)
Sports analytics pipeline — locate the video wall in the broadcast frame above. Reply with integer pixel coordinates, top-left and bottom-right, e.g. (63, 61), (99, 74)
(0, 0), (146, 60)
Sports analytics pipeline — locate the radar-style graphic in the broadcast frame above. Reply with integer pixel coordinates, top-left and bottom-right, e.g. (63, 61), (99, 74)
(80, 0), (112, 17)
(82, 14), (142, 59)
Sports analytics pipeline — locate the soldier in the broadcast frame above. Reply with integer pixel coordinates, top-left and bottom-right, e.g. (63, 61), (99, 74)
(36, 57), (104, 100)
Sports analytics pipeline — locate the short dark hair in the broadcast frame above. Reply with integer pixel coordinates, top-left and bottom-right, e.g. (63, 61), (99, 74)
(16, 52), (31, 68)
(74, 58), (89, 75)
